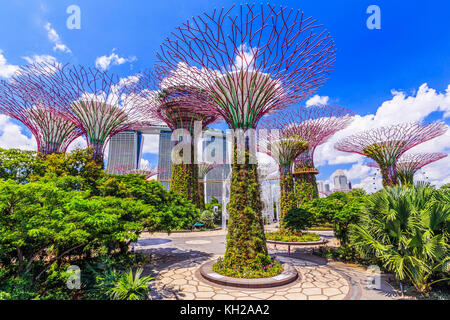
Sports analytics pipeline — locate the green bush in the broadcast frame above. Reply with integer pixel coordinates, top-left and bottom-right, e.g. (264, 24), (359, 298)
(199, 210), (215, 228)
(265, 231), (320, 242)
(284, 207), (314, 231)
(0, 148), (200, 299)
(349, 183), (449, 293)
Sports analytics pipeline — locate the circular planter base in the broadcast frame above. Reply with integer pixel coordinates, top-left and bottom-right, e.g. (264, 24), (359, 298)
(199, 259), (298, 289)
(266, 238), (328, 246)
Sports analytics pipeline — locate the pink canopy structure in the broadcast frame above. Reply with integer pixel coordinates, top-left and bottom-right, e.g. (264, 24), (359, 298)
(335, 122), (448, 187)
(366, 152), (447, 185)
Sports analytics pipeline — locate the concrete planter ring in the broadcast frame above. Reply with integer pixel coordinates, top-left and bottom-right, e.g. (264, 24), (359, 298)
(266, 238), (329, 254)
(199, 259), (298, 289)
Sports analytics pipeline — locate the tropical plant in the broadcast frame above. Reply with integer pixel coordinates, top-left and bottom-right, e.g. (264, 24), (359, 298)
(108, 268), (153, 300)
(349, 183), (449, 293)
(284, 207), (315, 232)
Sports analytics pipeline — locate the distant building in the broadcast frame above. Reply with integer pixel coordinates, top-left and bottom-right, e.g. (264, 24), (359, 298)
(317, 180), (332, 197)
(106, 131), (143, 174)
(333, 169), (352, 192)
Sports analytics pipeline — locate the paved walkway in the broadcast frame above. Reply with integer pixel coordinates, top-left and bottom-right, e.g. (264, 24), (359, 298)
(137, 226), (407, 300)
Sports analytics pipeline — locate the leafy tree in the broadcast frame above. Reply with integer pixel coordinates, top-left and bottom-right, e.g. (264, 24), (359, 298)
(0, 148), (45, 183)
(199, 210), (215, 228)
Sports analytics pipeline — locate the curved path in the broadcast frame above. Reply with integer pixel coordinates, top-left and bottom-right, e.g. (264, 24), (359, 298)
(137, 228), (405, 300)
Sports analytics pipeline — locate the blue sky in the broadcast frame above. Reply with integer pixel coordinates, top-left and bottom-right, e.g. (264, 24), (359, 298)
(0, 0), (449, 191)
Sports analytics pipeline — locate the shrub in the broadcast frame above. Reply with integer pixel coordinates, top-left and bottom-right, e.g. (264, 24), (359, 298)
(199, 210), (215, 228)
(349, 184), (449, 293)
(284, 207), (314, 231)
(107, 268), (153, 300)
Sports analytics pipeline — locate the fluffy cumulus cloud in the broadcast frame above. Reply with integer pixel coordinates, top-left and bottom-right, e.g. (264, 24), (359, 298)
(306, 95), (329, 107)
(95, 49), (137, 71)
(316, 83), (450, 192)
(0, 50), (19, 79)
(0, 115), (36, 150)
(44, 22), (72, 54)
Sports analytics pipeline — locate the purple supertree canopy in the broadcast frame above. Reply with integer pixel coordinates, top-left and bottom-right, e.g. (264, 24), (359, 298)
(15, 62), (151, 161)
(130, 69), (218, 133)
(0, 75), (82, 155)
(262, 105), (354, 170)
(155, 3), (336, 130)
(335, 122), (448, 186)
(115, 163), (165, 180)
(367, 152), (447, 177)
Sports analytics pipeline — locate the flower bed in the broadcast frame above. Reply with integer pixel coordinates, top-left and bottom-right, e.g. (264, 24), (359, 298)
(265, 230), (321, 242)
(212, 257), (284, 279)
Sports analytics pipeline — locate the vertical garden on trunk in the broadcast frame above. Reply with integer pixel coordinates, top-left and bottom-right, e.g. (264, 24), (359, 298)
(154, 3), (336, 276)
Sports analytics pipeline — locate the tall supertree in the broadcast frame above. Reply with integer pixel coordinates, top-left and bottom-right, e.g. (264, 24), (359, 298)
(265, 105), (353, 205)
(131, 70), (218, 208)
(335, 122), (448, 187)
(155, 4), (336, 274)
(367, 152), (447, 186)
(14, 62), (148, 164)
(198, 163), (223, 210)
(0, 75), (82, 156)
(259, 128), (308, 229)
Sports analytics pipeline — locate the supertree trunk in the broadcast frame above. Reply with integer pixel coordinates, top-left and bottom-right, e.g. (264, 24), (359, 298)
(380, 164), (398, 187)
(198, 181), (205, 211)
(170, 144), (200, 208)
(279, 166), (295, 231)
(294, 162), (319, 206)
(223, 142), (270, 272)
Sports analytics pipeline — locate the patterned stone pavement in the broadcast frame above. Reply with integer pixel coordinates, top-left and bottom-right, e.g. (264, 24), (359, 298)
(149, 255), (351, 300)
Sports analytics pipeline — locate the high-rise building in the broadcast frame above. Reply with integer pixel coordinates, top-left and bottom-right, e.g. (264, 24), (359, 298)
(106, 131), (144, 174)
(333, 170), (351, 192)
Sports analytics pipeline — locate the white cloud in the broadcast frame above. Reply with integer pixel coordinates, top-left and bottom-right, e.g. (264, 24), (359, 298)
(306, 95), (329, 107)
(95, 49), (137, 71)
(316, 83), (450, 192)
(0, 50), (19, 79)
(0, 115), (36, 150)
(44, 22), (72, 54)
(141, 134), (159, 154)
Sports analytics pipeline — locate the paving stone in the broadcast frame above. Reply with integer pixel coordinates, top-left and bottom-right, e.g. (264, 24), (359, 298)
(285, 293), (307, 300)
(212, 294), (236, 300)
(323, 288), (341, 296)
(302, 287), (322, 295)
(172, 279), (188, 285)
(250, 293), (273, 299)
(195, 291), (215, 298)
(308, 295), (328, 300)
(197, 285), (214, 292)
(180, 285), (198, 293)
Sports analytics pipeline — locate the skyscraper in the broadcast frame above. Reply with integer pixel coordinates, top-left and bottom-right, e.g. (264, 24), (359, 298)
(106, 131), (143, 174)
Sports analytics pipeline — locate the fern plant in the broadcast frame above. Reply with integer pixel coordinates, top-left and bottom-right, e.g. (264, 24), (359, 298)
(108, 268), (153, 300)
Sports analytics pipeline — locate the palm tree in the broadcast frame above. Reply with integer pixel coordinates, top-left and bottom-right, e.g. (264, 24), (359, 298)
(108, 268), (153, 300)
(350, 183), (449, 293)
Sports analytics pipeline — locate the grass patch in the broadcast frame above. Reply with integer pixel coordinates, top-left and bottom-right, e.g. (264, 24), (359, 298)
(265, 230), (321, 242)
(212, 257), (283, 279)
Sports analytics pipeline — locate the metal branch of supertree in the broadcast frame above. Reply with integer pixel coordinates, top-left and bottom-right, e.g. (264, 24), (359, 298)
(0, 69), (82, 155)
(198, 162), (223, 180)
(367, 152), (447, 176)
(130, 69), (218, 133)
(335, 122), (448, 186)
(115, 164), (166, 180)
(155, 3), (336, 130)
(14, 62), (153, 161)
(261, 105), (354, 167)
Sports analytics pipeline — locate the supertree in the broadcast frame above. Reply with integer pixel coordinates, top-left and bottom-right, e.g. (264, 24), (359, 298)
(115, 163), (165, 180)
(13, 62), (148, 165)
(259, 128), (308, 229)
(264, 105), (353, 205)
(155, 4), (336, 274)
(198, 162), (223, 210)
(0, 75), (82, 156)
(131, 70), (218, 208)
(367, 152), (447, 186)
(335, 122), (448, 187)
